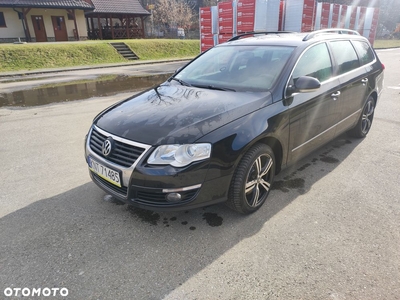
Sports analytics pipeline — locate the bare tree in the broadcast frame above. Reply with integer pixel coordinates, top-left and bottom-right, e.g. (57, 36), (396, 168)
(152, 0), (194, 31)
(183, 0), (198, 10)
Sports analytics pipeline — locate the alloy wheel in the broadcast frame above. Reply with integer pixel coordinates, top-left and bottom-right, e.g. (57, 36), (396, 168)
(361, 99), (375, 135)
(245, 154), (274, 207)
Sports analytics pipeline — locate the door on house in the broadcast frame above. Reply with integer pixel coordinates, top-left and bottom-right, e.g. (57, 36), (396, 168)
(51, 16), (68, 41)
(31, 16), (47, 42)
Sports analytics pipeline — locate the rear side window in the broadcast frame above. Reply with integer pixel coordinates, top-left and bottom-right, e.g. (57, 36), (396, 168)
(330, 40), (360, 75)
(292, 43), (333, 83)
(352, 40), (375, 65)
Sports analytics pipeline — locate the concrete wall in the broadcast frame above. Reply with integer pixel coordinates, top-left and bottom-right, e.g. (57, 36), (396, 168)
(0, 7), (88, 43)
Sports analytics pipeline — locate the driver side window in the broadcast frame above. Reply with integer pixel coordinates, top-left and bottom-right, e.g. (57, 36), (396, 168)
(292, 43), (333, 83)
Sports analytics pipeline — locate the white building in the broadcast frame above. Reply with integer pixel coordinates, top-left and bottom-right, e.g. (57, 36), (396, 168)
(0, 0), (95, 43)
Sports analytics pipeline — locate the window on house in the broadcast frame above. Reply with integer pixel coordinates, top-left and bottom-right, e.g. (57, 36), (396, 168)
(0, 12), (6, 27)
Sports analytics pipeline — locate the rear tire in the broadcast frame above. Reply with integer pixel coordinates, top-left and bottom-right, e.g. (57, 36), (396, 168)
(348, 96), (375, 138)
(227, 144), (275, 214)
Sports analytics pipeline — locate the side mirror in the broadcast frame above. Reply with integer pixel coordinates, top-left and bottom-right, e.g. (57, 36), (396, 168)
(294, 76), (321, 93)
(286, 76), (321, 97)
(284, 76), (321, 106)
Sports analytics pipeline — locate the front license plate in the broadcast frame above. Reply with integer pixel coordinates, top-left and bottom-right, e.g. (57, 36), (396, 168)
(88, 157), (121, 187)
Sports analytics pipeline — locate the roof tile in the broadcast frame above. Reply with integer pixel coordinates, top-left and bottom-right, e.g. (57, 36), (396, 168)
(0, 0), (94, 9)
(88, 0), (150, 15)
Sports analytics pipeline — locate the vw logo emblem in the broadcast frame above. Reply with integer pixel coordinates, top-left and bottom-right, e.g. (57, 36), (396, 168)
(102, 138), (114, 157)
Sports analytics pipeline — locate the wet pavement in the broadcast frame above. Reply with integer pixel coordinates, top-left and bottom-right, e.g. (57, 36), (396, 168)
(0, 60), (189, 107)
(0, 74), (172, 107)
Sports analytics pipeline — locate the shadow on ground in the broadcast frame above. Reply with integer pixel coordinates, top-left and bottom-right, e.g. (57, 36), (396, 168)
(0, 135), (362, 299)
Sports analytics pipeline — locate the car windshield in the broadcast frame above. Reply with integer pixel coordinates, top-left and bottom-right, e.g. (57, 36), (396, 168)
(174, 45), (294, 92)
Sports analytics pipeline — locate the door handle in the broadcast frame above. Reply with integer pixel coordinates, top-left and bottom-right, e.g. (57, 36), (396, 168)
(361, 78), (369, 85)
(331, 91), (341, 100)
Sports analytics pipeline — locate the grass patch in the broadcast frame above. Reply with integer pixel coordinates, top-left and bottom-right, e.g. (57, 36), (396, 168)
(0, 43), (125, 72)
(373, 39), (400, 49)
(125, 39), (200, 60)
(0, 39), (200, 72)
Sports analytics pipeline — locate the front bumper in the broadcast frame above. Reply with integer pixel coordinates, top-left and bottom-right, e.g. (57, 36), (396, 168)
(85, 125), (229, 211)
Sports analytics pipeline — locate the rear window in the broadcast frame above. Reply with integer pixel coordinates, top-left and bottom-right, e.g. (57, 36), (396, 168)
(352, 40), (375, 65)
(329, 40), (360, 75)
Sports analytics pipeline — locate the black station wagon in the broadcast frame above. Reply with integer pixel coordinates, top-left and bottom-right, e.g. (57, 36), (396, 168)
(85, 29), (384, 214)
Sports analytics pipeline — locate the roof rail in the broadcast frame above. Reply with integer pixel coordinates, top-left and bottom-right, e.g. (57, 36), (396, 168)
(303, 29), (360, 41)
(228, 31), (295, 42)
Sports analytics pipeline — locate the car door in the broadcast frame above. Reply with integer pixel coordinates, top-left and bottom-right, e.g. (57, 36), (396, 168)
(287, 42), (341, 163)
(328, 39), (369, 135)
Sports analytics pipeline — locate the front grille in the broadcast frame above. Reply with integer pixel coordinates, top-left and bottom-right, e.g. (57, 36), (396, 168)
(89, 127), (146, 168)
(92, 173), (128, 197)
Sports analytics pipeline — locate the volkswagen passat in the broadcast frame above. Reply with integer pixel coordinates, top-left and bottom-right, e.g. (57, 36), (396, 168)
(85, 29), (384, 214)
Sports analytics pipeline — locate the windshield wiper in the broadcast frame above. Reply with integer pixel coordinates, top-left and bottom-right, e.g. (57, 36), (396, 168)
(170, 77), (192, 87)
(192, 84), (236, 92)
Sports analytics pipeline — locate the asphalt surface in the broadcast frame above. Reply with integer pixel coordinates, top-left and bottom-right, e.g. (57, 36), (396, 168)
(0, 50), (399, 299)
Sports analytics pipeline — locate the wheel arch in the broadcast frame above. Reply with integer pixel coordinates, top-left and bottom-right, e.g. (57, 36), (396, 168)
(254, 136), (283, 175)
(369, 91), (378, 104)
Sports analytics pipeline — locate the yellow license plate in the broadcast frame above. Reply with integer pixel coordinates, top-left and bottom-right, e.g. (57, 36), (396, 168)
(89, 157), (121, 187)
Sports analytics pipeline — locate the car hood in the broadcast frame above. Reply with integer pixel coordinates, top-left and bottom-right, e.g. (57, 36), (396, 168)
(95, 83), (272, 145)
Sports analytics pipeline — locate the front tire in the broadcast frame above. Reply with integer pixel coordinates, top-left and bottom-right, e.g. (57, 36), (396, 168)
(348, 96), (375, 138)
(228, 144), (275, 214)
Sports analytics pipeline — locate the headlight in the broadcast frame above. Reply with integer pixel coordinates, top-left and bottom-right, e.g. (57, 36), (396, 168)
(148, 143), (211, 167)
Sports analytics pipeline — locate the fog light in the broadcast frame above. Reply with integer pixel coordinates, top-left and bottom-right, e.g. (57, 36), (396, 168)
(166, 193), (182, 202)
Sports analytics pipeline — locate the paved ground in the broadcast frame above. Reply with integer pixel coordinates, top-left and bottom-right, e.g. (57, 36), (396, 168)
(0, 50), (399, 299)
